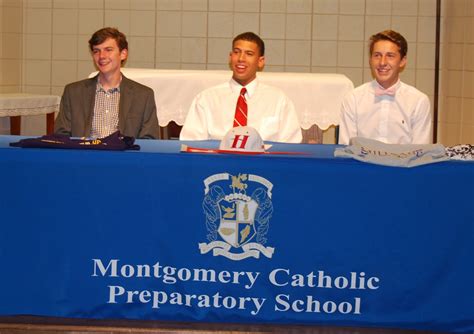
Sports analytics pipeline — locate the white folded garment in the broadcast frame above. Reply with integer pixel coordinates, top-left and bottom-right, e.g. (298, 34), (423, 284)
(334, 137), (448, 167)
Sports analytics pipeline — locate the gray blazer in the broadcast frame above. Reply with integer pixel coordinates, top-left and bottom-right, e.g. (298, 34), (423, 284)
(55, 75), (159, 139)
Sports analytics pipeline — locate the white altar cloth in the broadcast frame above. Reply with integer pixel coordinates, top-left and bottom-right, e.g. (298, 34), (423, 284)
(0, 94), (60, 117)
(91, 69), (354, 130)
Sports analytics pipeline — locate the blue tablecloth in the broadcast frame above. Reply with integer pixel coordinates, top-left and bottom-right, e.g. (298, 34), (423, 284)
(0, 135), (473, 333)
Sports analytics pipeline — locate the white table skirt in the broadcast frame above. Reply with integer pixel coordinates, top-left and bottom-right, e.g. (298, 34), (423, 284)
(91, 69), (354, 130)
(0, 94), (60, 117)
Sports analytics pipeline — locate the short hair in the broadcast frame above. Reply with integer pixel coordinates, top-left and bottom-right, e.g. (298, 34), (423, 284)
(232, 32), (265, 56)
(88, 27), (128, 52)
(369, 30), (408, 58)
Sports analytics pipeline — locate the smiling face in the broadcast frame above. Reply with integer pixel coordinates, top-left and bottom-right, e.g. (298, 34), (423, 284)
(91, 37), (128, 78)
(229, 39), (265, 86)
(369, 40), (407, 89)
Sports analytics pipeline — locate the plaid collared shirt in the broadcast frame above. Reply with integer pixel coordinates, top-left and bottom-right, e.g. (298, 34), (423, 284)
(90, 80), (121, 139)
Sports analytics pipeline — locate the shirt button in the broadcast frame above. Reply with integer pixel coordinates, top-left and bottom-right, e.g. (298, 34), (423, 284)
(105, 109), (109, 113)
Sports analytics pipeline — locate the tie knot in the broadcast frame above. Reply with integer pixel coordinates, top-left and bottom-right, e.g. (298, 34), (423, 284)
(240, 87), (247, 96)
(375, 86), (396, 97)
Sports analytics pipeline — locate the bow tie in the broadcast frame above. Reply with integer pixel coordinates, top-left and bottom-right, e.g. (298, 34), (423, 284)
(375, 86), (396, 96)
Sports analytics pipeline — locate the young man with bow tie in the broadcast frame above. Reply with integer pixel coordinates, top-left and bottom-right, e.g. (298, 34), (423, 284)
(179, 32), (302, 143)
(338, 30), (432, 145)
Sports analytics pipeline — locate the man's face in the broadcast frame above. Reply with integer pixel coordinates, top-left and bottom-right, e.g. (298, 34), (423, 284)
(229, 39), (265, 86)
(369, 40), (406, 89)
(91, 38), (127, 77)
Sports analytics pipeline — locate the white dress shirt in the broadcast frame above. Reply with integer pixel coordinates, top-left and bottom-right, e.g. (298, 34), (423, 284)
(180, 78), (302, 143)
(339, 80), (432, 145)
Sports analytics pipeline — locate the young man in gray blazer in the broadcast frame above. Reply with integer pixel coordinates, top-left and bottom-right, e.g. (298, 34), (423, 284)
(55, 27), (159, 139)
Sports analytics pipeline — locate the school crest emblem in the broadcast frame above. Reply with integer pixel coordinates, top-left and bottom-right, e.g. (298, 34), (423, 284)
(199, 173), (275, 260)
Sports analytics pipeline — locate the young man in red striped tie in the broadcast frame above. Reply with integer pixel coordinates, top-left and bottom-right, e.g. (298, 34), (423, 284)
(339, 30), (432, 145)
(180, 32), (302, 143)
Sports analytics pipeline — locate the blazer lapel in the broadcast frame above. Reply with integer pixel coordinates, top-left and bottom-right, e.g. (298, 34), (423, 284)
(118, 76), (133, 132)
(83, 77), (97, 137)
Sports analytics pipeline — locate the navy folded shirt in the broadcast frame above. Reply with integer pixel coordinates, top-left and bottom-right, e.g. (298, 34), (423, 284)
(10, 131), (140, 151)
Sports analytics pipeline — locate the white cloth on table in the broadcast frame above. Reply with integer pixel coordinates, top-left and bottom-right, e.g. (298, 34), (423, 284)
(338, 80), (431, 145)
(0, 94), (60, 117)
(107, 69), (353, 130)
(179, 78), (302, 143)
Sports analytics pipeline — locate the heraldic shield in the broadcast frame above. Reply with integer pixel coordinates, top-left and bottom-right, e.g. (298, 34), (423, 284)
(218, 198), (258, 247)
(199, 173), (275, 261)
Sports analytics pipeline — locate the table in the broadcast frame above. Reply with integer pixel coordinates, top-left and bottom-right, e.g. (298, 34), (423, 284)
(0, 136), (473, 333)
(92, 69), (354, 142)
(0, 94), (60, 135)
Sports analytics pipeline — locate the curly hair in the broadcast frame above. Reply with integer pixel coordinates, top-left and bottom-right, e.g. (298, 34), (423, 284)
(233, 32), (265, 56)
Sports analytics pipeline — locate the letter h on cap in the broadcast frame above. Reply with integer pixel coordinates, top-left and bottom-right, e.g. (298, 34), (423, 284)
(231, 135), (250, 149)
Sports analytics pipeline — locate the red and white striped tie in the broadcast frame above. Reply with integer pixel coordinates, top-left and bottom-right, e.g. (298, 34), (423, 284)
(233, 87), (247, 127)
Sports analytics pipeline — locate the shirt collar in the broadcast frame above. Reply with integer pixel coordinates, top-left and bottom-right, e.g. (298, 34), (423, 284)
(229, 77), (258, 98)
(96, 75), (122, 93)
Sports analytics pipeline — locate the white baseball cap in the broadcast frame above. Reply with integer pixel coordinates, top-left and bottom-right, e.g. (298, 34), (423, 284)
(219, 126), (265, 153)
